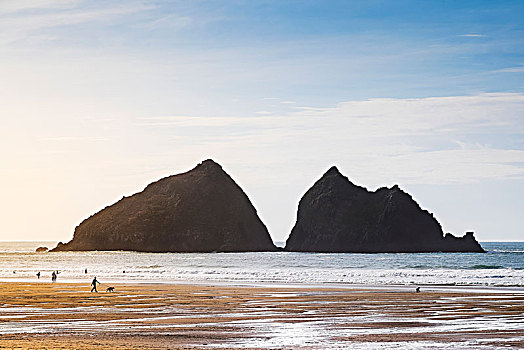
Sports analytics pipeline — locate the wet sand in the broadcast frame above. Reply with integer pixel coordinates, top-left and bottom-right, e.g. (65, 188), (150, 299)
(0, 282), (523, 349)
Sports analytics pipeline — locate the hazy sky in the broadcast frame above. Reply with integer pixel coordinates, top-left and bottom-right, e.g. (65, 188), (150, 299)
(1, 0), (523, 242)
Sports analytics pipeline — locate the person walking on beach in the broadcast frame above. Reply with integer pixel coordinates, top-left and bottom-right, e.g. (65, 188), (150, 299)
(91, 276), (100, 292)
(36, 272), (40, 279)
(51, 271), (56, 282)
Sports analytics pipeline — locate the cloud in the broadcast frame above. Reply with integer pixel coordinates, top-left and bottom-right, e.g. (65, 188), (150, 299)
(135, 93), (524, 185)
(41, 136), (107, 142)
(143, 14), (193, 30)
(492, 66), (524, 73)
(0, 1), (152, 45)
(305, 93), (524, 134)
(134, 116), (249, 128)
(0, 0), (79, 14)
(374, 147), (524, 184)
(139, 93), (524, 135)
(458, 34), (485, 37)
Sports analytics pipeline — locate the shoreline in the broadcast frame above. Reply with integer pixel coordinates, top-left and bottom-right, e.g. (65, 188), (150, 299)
(1, 281), (523, 349)
(1, 277), (523, 293)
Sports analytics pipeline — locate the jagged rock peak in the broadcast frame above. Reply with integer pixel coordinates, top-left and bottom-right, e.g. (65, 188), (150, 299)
(195, 159), (223, 170)
(384, 184), (410, 199)
(320, 165), (354, 185)
(324, 165), (342, 176)
(319, 166), (366, 193)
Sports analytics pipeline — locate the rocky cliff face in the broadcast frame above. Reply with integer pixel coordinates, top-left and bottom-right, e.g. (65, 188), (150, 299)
(52, 160), (277, 252)
(285, 166), (484, 253)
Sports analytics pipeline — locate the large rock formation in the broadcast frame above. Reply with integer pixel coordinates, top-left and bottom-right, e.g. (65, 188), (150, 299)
(52, 160), (277, 252)
(285, 166), (484, 253)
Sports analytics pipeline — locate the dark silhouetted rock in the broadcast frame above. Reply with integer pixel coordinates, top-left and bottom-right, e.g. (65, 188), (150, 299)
(35, 246), (48, 253)
(51, 160), (277, 252)
(285, 166), (484, 253)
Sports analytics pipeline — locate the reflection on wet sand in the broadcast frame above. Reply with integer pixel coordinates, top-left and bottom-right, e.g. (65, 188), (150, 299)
(0, 282), (523, 349)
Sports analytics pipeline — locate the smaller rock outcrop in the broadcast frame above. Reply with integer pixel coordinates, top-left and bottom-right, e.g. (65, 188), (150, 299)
(443, 232), (484, 252)
(285, 166), (485, 253)
(35, 246), (48, 253)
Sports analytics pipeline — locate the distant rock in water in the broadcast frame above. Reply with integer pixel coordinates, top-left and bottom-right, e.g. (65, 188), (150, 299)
(285, 166), (484, 253)
(35, 246), (48, 253)
(52, 160), (277, 252)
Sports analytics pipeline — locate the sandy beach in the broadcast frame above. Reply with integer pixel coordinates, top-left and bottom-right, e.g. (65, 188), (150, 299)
(0, 282), (523, 349)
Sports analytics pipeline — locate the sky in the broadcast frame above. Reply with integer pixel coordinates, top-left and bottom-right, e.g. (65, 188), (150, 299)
(0, 0), (523, 243)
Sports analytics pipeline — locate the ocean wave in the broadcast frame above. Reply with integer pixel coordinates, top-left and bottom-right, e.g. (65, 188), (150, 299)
(470, 264), (504, 270)
(406, 265), (431, 269)
(137, 265), (164, 269)
(489, 250), (524, 253)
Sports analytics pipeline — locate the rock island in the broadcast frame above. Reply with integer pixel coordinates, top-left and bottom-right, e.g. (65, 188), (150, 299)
(285, 166), (484, 253)
(52, 160), (277, 252)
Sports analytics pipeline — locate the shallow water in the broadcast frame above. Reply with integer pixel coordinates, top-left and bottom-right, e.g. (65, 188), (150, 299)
(0, 282), (522, 349)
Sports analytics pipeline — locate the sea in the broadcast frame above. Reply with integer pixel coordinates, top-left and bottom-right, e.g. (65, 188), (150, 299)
(0, 241), (523, 288)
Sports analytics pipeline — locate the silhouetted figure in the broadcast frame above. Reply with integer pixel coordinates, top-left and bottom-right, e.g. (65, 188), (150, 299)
(85, 268), (88, 274)
(51, 271), (57, 282)
(36, 272), (40, 279)
(91, 277), (100, 292)
(416, 287), (421, 293)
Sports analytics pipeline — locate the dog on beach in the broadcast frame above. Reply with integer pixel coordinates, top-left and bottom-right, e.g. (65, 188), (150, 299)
(106, 286), (115, 292)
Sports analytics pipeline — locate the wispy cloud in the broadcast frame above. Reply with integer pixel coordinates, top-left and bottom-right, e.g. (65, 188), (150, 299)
(458, 33), (485, 38)
(135, 116), (247, 128)
(141, 14), (193, 30)
(0, 0), (79, 14)
(41, 136), (107, 142)
(0, 1), (152, 45)
(492, 66), (524, 73)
